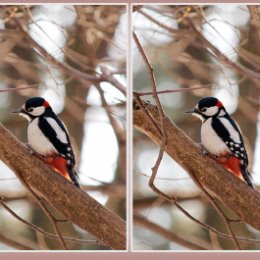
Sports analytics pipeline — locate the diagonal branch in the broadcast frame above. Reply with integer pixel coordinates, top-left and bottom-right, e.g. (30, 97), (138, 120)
(133, 101), (260, 231)
(0, 123), (126, 250)
(134, 213), (213, 250)
(0, 197), (104, 246)
(18, 177), (68, 249)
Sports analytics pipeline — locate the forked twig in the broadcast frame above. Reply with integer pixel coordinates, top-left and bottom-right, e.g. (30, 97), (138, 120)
(0, 197), (104, 246)
(133, 32), (168, 199)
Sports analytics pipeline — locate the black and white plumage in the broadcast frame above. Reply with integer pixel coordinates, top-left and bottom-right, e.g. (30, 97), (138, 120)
(185, 96), (254, 188)
(12, 97), (80, 188)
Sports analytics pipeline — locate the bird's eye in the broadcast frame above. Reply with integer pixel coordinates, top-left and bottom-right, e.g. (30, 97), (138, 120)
(28, 108), (34, 112)
(201, 108), (207, 113)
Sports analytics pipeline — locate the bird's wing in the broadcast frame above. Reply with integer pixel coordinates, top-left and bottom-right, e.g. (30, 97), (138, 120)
(211, 116), (248, 166)
(38, 116), (75, 166)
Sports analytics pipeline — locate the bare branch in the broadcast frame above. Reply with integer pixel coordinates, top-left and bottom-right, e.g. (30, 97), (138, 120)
(0, 123), (126, 250)
(135, 84), (211, 96)
(133, 101), (260, 231)
(134, 213), (212, 250)
(0, 233), (37, 250)
(11, 17), (101, 83)
(133, 32), (169, 202)
(0, 198), (104, 246)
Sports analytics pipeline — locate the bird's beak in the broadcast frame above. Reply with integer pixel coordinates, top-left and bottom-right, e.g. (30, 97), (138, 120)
(11, 108), (23, 114)
(185, 108), (196, 114)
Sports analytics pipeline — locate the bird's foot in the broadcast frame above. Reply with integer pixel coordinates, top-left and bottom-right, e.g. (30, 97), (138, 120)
(198, 143), (209, 156)
(25, 144), (45, 160)
(25, 143), (35, 155)
(197, 143), (219, 159)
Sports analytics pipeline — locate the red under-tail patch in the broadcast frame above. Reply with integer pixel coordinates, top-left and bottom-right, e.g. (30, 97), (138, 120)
(44, 155), (70, 181)
(216, 155), (243, 180)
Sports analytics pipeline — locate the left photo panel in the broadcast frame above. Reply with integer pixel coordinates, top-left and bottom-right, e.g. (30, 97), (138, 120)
(0, 5), (127, 250)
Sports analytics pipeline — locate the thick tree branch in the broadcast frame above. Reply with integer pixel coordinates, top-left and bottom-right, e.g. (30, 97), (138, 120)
(0, 123), (126, 250)
(133, 101), (260, 230)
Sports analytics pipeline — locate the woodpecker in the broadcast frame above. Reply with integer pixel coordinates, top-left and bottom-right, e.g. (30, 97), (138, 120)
(12, 97), (80, 188)
(185, 96), (254, 189)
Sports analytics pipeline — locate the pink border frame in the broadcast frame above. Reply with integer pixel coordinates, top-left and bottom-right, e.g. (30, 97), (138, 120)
(1, 0), (260, 3)
(0, 1), (259, 259)
(0, 252), (260, 260)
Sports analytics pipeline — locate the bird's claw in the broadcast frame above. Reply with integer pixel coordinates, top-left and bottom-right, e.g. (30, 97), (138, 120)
(25, 143), (35, 155)
(198, 143), (209, 156)
(25, 143), (45, 159)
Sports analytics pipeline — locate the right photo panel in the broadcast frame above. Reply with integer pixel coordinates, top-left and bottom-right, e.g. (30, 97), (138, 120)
(133, 4), (260, 250)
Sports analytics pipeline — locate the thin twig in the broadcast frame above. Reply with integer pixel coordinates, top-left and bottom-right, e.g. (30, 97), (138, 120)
(0, 197), (103, 246)
(134, 93), (162, 135)
(100, 66), (127, 95)
(15, 175), (68, 249)
(185, 15), (260, 84)
(135, 84), (211, 96)
(134, 213), (212, 250)
(0, 85), (37, 93)
(12, 16), (101, 83)
(137, 9), (193, 37)
(95, 82), (125, 144)
(194, 178), (241, 249)
(0, 233), (36, 250)
(133, 31), (170, 202)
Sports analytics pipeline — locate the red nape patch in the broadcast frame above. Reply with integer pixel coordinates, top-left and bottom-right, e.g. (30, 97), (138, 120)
(217, 100), (223, 108)
(44, 155), (70, 181)
(43, 100), (50, 108)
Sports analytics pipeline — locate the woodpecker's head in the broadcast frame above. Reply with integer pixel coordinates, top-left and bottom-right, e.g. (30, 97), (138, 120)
(12, 97), (51, 121)
(185, 97), (226, 121)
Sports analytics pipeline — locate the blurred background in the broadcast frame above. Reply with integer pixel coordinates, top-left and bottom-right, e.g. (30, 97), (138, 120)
(0, 5), (126, 250)
(133, 5), (260, 250)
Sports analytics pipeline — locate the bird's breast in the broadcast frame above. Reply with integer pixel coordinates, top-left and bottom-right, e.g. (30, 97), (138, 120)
(201, 118), (229, 156)
(27, 118), (57, 156)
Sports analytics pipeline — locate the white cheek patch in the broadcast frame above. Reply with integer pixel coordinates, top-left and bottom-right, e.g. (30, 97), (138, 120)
(30, 106), (45, 116)
(19, 113), (31, 121)
(193, 113), (204, 121)
(45, 117), (68, 144)
(204, 106), (218, 117)
(218, 110), (226, 116)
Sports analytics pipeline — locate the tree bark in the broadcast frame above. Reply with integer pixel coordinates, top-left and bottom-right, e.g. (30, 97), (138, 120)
(133, 101), (260, 230)
(0, 123), (126, 250)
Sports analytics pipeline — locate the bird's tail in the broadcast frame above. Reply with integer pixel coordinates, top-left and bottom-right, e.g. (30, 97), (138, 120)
(241, 166), (254, 189)
(68, 166), (80, 188)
